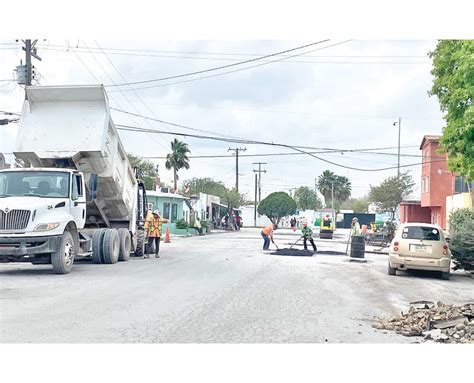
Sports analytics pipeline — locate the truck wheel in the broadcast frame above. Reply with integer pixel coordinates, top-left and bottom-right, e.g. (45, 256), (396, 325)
(92, 229), (107, 264)
(134, 228), (145, 257)
(118, 228), (131, 262)
(388, 262), (396, 276)
(51, 230), (75, 274)
(102, 229), (120, 264)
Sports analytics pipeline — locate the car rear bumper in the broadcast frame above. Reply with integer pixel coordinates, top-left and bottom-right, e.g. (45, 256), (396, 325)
(389, 253), (451, 272)
(0, 235), (61, 260)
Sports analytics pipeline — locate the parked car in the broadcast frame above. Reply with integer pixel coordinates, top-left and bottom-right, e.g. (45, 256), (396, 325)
(388, 223), (451, 280)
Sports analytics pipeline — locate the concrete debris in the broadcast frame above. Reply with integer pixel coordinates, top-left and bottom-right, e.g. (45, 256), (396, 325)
(372, 302), (474, 343)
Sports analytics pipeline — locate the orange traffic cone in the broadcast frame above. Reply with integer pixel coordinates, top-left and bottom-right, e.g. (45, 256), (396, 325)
(164, 226), (171, 243)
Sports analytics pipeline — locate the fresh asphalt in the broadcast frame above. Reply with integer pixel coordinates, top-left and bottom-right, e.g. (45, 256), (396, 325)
(1, 228), (472, 343)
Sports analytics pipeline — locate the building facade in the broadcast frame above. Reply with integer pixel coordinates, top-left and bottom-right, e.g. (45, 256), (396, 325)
(400, 135), (472, 230)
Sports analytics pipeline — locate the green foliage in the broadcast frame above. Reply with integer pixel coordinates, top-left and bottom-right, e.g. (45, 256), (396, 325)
(221, 188), (246, 211)
(294, 186), (323, 210)
(429, 40), (474, 180)
(127, 154), (157, 191)
(182, 177), (227, 199)
(258, 192), (297, 225)
(317, 170), (352, 207)
(448, 208), (474, 271)
(368, 172), (415, 219)
(165, 139), (191, 192)
(175, 219), (188, 229)
(200, 219), (209, 229)
(340, 196), (370, 213)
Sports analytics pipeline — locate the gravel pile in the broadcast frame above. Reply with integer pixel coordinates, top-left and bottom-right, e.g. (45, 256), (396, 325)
(373, 301), (474, 343)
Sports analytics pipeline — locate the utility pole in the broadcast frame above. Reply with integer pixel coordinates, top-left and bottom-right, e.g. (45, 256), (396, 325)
(254, 173), (258, 227)
(393, 117), (401, 177)
(253, 162), (267, 206)
(228, 147), (246, 192)
(17, 39), (42, 98)
(331, 180), (334, 212)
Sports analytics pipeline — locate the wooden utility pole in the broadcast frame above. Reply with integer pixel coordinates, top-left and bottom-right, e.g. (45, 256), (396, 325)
(254, 172), (258, 227)
(228, 147), (246, 192)
(253, 162), (267, 205)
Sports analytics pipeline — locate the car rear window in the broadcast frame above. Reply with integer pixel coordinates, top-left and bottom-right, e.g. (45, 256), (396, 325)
(402, 226), (440, 241)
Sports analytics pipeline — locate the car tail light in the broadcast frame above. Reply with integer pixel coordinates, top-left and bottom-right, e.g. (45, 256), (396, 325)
(394, 241), (399, 246)
(443, 244), (448, 255)
(393, 246), (399, 252)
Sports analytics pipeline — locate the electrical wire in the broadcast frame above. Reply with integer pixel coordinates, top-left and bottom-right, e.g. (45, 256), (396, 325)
(114, 123), (447, 172)
(104, 40), (329, 87)
(109, 40), (353, 92)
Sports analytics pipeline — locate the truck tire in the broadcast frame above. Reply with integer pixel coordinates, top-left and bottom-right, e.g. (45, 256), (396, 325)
(102, 229), (120, 264)
(51, 230), (75, 274)
(118, 228), (131, 262)
(134, 228), (145, 257)
(388, 262), (396, 276)
(441, 271), (450, 280)
(92, 229), (107, 264)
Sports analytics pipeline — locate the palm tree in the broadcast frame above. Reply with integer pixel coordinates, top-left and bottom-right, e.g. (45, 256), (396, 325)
(317, 170), (352, 208)
(165, 139), (191, 192)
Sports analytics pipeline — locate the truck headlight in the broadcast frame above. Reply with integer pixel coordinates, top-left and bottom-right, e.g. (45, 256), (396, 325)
(34, 223), (60, 232)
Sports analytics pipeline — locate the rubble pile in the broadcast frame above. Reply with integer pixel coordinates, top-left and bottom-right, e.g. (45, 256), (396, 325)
(373, 301), (474, 343)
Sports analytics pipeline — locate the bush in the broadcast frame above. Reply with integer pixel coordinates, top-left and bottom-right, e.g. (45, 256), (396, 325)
(448, 208), (474, 271)
(200, 219), (209, 229)
(175, 219), (188, 229)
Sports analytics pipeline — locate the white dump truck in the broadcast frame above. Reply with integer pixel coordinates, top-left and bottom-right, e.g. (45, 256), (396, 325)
(0, 85), (148, 273)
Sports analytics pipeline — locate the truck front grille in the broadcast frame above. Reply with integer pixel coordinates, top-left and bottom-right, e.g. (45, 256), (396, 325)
(0, 209), (31, 231)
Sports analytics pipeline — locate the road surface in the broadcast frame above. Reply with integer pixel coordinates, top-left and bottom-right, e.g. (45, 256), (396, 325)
(1, 228), (472, 343)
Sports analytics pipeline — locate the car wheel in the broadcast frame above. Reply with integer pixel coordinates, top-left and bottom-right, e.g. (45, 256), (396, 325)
(441, 271), (450, 280)
(388, 262), (396, 276)
(51, 230), (75, 274)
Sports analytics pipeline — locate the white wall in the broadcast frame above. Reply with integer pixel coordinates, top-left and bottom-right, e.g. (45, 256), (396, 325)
(240, 205), (272, 227)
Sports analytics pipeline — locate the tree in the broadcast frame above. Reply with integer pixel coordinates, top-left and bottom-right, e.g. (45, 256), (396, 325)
(448, 208), (474, 271)
(127, 154), (157, 191)
(257, 192), (297, 225)
(317, 170), (352, 207)
(182, 177), (227, 199)
(340, 196), (370, 213)
(294, 186), (322, 210)
(165, 139), (191, 192)
(429, 40), (474, 207)
(221, 188), (246, 211)
(368, 172), (415, 219)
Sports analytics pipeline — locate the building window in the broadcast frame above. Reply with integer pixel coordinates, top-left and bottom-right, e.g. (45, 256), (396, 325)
(163, 202), (170, 219)
(421, 177), (430, 193)
(171, 203), (178, 223)
(147, 202), (154, 211)
(455, 176), (472, 194)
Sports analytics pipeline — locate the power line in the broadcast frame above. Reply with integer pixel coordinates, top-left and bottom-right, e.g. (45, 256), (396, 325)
(109, 40), (352, 92)
(104, 40), (329, 87)
(114, 123), (447, 172)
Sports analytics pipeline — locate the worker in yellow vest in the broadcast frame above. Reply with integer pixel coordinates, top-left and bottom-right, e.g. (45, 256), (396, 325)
(144, 209), (169, 258)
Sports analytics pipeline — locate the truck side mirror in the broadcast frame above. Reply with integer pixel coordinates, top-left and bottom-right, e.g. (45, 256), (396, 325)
(446, 237), (451, 243)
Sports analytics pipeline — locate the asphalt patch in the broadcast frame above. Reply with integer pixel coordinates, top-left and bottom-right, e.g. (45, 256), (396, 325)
(272, 249), (316, 257)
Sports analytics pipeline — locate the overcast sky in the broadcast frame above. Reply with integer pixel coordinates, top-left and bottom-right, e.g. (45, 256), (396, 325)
(0, 40), (445, 201)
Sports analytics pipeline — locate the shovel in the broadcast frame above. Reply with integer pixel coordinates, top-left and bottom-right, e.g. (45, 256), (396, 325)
(289, 236), (303, 250)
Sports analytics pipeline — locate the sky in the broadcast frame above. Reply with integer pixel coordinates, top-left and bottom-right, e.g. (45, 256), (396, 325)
(0, 39), (446, 202)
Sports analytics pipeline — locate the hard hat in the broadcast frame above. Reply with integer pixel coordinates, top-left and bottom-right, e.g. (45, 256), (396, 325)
(153, 210), (160, 215)
(352, 217), (358, 221)
(303, 223), (307, 226)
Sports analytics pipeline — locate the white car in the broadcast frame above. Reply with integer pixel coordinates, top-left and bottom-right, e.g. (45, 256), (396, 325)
(388, 223), (451, 280)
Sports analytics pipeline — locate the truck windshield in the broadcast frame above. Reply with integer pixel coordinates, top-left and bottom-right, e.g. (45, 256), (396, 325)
(0, 171), (70, 198)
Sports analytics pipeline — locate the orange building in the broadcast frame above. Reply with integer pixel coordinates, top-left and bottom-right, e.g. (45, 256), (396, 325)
(400, 135), (472, 230)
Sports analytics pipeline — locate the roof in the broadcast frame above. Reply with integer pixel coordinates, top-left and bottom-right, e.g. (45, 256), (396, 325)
(419, 135), (441, 150)
(0, 167), (75, 173)
(146, 190), (188, 200)
(400, 200), (421, 205)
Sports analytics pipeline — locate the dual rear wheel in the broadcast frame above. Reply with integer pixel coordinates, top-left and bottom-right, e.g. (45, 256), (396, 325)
(92, 228), (131, 264)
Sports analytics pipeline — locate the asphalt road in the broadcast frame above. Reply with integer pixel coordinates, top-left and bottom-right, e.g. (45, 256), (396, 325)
(1, 228), (472, 343)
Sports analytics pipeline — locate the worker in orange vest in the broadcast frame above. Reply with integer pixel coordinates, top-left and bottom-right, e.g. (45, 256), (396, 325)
(144, 209), (169, 258)
(261, 223), (278, 250)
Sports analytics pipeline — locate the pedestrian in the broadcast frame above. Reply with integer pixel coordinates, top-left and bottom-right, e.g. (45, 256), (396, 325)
(301, 223), (317, 252)
(194, 217), (203, 235)
(235, 214), (242, 230)
(261, 223), (278, 250)
(144, 209), (169, 258)
(290, 217), (297, 232)
(351, 217), (361, 237)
